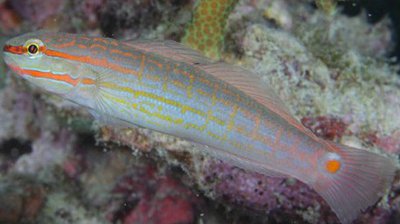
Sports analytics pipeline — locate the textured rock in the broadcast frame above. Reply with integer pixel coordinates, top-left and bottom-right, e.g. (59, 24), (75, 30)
(0, 0), (399, 223)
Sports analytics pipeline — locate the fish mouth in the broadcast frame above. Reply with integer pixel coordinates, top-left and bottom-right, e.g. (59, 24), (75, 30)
(3, 44), (10, 52)
(3, 51), (17, 67)
(2, 50), (21, 76)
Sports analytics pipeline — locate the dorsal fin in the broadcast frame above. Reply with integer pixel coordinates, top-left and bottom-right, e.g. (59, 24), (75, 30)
(124, 39), (315, 138)
(200, 63), (314, 136)
(123, 40), (213, 65)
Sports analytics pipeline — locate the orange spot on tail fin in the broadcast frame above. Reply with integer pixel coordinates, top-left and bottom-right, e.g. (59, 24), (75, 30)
(313, 143), (396, 223)
(325, 159), (341, 173)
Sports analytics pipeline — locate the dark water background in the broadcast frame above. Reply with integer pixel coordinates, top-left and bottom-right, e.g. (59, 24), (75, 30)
(339, 0), (400, 64)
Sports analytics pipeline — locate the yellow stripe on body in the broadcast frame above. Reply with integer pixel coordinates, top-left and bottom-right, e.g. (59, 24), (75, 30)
(100, 81), (225, 132)
(100, 89), (184, 126)
(138, 54), (146, 82)
(101, 83), (232, 142)
(98, 81), (269, 150)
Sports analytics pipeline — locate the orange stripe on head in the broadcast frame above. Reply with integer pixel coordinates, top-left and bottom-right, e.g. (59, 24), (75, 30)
(3, 45), (26, 55)
(39, 46), (47, 52)
(44, 49), (139, 76)
(8, 64), (95, 86)
(3, 45), (46, 55)
(29, 70), (79, 86)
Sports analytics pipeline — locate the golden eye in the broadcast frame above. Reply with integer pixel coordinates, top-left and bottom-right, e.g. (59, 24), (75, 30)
(24, 39), (44, 58)
(27, 43), (39, 55)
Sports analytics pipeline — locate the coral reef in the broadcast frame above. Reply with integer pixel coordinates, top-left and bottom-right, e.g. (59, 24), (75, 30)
(8, 0), (65, 25)
(0, 0), (399, 223)
(107, 165), (198, 224)
(0, 175), (45, 223)
(314, 0), (337, 16)
(182, 0), (239, 59)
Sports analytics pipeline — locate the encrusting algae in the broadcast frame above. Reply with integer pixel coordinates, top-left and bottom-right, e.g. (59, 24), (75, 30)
(0, 0), (399, 224)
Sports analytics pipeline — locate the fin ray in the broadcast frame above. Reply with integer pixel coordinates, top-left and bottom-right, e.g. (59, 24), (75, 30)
(313, 143), (396, 224)
(123, 39), (212, 65)
(195, 143), (287, 178)
(200, 63), (315, 137)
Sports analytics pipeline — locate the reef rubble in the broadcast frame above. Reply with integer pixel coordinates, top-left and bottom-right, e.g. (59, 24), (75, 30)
(0, 0), (399, 223)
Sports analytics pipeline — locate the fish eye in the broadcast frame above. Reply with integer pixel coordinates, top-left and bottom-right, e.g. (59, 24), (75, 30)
(27, 43), (39, 55)
(24, 39), (44, 58)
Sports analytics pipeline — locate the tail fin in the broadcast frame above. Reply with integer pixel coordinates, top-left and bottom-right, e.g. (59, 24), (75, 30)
(313, 143), (397, 224)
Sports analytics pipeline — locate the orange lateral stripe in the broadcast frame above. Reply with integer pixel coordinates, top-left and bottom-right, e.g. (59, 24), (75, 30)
(3, 45), (26, 55)
(8, 64), (95, 86)
(44, 49), (139, 76)
(4, 45), (47, 55)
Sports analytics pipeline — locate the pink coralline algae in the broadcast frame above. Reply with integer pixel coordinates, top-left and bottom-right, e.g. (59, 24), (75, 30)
(374, 133), (400, 154)
(200, 159), (337, 223)
(77, 0), (105, 26)
(0, 2), (21, 34)
(0, 85), (37, 142)
(107, 165), (198, 224)
(8, 0), (65, 25)
(62, 153), (87, 179)
(361, 131), (400, 155)
(301, 116), (349, 141)
(0, 176), (46, 223)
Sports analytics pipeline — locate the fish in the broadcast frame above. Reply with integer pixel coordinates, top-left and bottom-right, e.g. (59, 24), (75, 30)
(2, 31), (396, 224)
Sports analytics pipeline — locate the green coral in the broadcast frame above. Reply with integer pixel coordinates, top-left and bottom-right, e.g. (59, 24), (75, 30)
(181, 0), (344, 60)
(182, 0), (239, 59)
(315, 0), (338, 16)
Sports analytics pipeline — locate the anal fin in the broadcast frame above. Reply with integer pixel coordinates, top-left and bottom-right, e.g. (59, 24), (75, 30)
(194, 143), (287, 178)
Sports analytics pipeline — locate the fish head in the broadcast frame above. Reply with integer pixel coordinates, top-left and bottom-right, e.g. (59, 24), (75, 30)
(3, 31), (81, 96)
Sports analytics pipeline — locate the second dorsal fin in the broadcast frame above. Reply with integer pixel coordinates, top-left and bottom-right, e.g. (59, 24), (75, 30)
(123, 39), (213, 65)
(200, 62), (314, 136)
